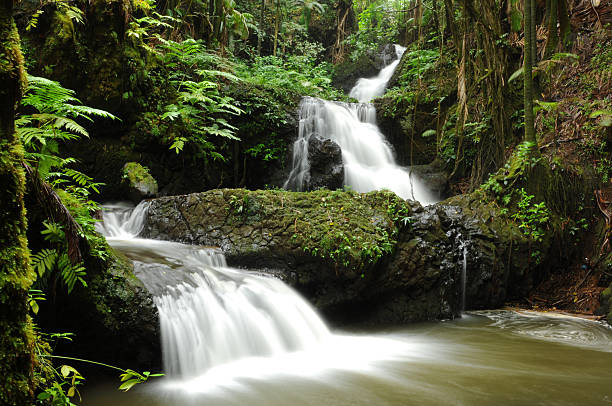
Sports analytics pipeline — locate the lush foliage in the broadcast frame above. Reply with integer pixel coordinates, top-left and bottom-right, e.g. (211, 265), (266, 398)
(17, 76), (115, 293)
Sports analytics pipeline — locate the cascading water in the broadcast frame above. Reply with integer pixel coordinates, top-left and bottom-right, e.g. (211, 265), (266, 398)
(97, 204), (330, 379)
(461, 245), (467, 313)
(90, 204), (612, 405)
(284, 45), (437, 205)
(349, 44), (406, 103)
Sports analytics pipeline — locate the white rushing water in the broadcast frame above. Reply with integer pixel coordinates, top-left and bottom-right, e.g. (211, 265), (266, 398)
(349, 44), (406, 103)
(98, 204), (331, 379)
(284, 45), (436, 204)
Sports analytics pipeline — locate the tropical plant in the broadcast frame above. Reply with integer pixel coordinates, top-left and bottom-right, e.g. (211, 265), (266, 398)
(157, 39), (244, 158)
(16, 75), (117, 294)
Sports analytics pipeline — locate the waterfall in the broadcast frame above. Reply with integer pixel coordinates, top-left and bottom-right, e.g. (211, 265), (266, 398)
(349, 44), (406, 103)
(98, 205), (330, 379)
(284, 44), (436, 204)
(95, 201), (149, 239)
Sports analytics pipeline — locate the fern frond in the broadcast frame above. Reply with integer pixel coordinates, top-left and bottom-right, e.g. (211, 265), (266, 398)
(31, 249), (58, 278)
(54, 117), (89, 137)
(58, 254), (87, 294)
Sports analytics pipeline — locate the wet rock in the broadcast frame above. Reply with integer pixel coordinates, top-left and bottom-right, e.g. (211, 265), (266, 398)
(410, 160), (450, 200)
(307, 137), (344, 190)
(140, 188), (550, 326)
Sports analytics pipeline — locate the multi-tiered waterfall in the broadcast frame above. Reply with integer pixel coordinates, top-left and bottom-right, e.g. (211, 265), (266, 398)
(284, 45), (436, 205)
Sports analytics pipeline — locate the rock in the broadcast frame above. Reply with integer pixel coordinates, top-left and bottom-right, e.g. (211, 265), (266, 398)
(38, 246), (161, 371)
(307, 137), (344, 190)
(410, 160), (450, 200)
(122, 162), (158, 203)
(140, 188), (550, 325)
(597, 281), (612, 324)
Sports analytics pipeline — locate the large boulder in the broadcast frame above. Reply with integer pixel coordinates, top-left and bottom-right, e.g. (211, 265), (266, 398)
(140, 189), (546, 325)
(307, 137), (344, 190)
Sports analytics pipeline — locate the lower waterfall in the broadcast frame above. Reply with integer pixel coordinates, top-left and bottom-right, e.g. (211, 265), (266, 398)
(98, 204), (330, 379)
(89, 204), (612, 406)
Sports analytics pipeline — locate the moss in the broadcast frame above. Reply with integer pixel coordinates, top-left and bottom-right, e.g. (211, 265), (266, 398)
(0, 9), (36, 403)
(221, 188), (416, 272)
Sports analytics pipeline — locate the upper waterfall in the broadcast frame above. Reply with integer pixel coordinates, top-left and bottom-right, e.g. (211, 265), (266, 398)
(349, 44), (406, 102)
(284, 44), (436, 205)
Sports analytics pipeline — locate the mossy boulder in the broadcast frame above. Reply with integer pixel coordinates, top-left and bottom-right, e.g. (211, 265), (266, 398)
(140, 188), (552, 325)
(37, 242), (160, 371)
(122, 162), (158, 203)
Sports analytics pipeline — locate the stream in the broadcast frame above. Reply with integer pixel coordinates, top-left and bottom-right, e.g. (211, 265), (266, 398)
(85, 203), (612, 406)
(84, 48), (612, 405)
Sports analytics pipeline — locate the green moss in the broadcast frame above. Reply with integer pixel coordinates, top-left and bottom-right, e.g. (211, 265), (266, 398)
(0, 9), (36, 403)
(223, 188), (415, 272)
(122, 162), (158, 197)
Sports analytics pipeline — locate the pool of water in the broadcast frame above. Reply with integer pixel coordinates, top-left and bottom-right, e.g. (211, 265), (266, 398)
(84, 310), (612, 406)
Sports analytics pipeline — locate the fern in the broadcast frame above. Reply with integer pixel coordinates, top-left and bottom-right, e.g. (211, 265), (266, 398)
(57, 255), (87, 294)
(17, 75), (118, 180)
(31, 249), (59, 278)
(41, 221), (66, 245)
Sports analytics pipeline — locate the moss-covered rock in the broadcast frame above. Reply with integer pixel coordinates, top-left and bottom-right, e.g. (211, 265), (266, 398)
(123, 162), (158, 202)
(140, 188), (555, 325)
(599, 282), (612, 324)
(36, 239), (160, 371)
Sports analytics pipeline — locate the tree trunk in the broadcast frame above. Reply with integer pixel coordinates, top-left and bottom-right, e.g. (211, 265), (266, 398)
(443, 0), (460, 49)
(530, 0), (537, 65)
(212, 0), (224, 45)
(0, 1), (36, 404)
(258, 0), (265, 55)
(558, 0), (571, 45)
(273, 0), (280, 56)
(524, 0), (537, 144)
(545, 0), (558, 58)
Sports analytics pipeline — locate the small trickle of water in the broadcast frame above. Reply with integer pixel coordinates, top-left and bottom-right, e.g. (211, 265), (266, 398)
(461, 246), (467, 313)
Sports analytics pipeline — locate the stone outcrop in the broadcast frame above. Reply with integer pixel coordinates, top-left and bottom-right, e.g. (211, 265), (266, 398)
(307, 137), (344, 190)
(140, 188), (548, 325)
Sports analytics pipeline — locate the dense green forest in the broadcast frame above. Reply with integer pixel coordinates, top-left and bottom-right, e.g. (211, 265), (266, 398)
(1, 0), (612, 403)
